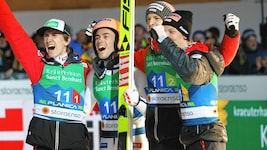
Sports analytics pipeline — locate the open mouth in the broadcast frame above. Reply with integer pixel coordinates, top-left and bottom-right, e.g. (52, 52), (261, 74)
(47, 45), (55, 51)
(98, 45), (105, 51)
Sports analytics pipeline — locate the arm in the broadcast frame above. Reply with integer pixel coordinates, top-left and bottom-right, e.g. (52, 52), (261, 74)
(84, 70), (98, 115)
(219, 32), (240, 66)
(134, 47), (148, 73)
(150, 24), (224, 84)
(0, 0), (43, 84)
(123, 67), (148, 116)
(133, 67), (147, 115)
(218, 13), (240, 66)
(158, 38), (216, 85)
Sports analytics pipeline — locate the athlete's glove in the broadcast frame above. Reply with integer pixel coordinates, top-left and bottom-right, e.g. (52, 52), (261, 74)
(124, 86), (140, 106)
(224, 13), (240, 37)
(85, 20), (97, 37)
(149, 24), (167, 43)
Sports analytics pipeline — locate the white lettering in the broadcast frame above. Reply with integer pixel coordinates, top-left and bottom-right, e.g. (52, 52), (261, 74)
(261, 124), (267, 148)
(149, 88), (174, 93)
(102, 114), (118, 120)
(181, 111), (194, 117)
(233, 106), (267, 117)
(47, 101), (78, 109)
(51, 110), (81, 118)
(219, 84), (247, 93)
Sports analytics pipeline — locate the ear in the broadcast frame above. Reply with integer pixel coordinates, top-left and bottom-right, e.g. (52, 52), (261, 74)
(65, 36), (71, 46)
(183, 35), (188, 40)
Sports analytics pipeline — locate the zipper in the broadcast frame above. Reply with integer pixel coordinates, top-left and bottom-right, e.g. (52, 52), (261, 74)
(55, 121), (60, 150)
(154, 107), (160, 142)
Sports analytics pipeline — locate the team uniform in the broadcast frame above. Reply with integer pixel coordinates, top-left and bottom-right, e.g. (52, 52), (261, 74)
(0, 1), (91, 149)
(85, 18), (148, 150)
(148, 10), (229, 150)
(86, 67), (148, 150)
(134, 34), (237, 149)
(156, 37), (227, 150)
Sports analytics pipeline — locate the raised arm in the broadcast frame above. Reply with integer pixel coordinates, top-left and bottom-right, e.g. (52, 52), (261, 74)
(0, 0), (43, 83)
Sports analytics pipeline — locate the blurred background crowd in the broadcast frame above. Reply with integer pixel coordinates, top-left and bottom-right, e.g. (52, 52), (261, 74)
(1, 23), (267, 80)
(1, 0), (267, 80)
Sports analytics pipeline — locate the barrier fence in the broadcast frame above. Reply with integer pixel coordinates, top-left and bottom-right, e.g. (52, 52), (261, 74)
(0, 76), (266, 150)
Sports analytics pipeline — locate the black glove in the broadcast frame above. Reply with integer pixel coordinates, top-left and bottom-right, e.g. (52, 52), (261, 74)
(223, 13), (240, 37)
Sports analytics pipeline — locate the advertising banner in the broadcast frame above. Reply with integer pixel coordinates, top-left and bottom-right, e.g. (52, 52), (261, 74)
(0, 80), (100, 150)
(0, 76), (267, 150)
(219, 100), (267, 150)
(218, 75), (267, 100)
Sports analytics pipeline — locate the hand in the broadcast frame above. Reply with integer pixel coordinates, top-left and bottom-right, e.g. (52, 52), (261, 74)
(150, 24), (167, 43)
(85, 21), (96, 37)
(123, 86), (140, 106)
(262, 56), (267, 68)
(223, 13), (240, 37)
(256, 56), (263, 71)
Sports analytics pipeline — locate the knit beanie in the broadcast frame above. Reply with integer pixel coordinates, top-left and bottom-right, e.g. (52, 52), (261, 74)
(163, 10), (193, 40)
(241, 28), (256, 42)
(146, 1), (175, 20)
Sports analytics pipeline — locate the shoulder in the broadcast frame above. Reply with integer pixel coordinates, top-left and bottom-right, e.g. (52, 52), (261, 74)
(185, 43), (209, 60)
(186, 42), (210, 54)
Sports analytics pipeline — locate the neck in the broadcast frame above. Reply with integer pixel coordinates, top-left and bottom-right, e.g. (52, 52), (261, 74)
(54, 52), (68, 65)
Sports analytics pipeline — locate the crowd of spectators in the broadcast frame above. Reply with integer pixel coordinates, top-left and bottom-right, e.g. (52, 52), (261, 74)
(192, 26), (267, 75)
(0, 32), (27, 80)
(1, 23), (266, 80)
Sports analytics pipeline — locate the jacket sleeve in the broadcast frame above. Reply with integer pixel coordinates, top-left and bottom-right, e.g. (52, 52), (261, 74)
(218, 32), (240, 66)
(158, 38), (223, 85)
(85, 70), (98, 115)
(134, 67), (147, 115)
(134, 46), (149, 73)
(205, 45), (225, 76)
(0, 0), (43, 84)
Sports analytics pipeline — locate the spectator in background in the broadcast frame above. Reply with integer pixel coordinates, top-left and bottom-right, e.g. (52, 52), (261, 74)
(80, 29), (95, 64)
(81, 46), (96, 64)
(224, 46), (248, 75)
(205, 26), (220, 47)
(12, 58), (28, 79)
(240, 28), (267, 74)
(192, 30), (206, 43)
(0, 32), (15, 79)
(31, 32), (45, 52)
(70, 28), (91, 56)
(135, 24), (148, 51)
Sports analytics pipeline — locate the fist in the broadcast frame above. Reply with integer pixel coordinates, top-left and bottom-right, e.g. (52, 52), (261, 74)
(150, 24), (167, 43)
(85, 21), (97, 37)
(224, 13), (240, 33)
(124, 87), (140, 106)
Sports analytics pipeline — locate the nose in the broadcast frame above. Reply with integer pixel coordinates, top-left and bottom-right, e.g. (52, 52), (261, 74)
(147, 21), (155, 30)
(95, 37), (104, 48)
